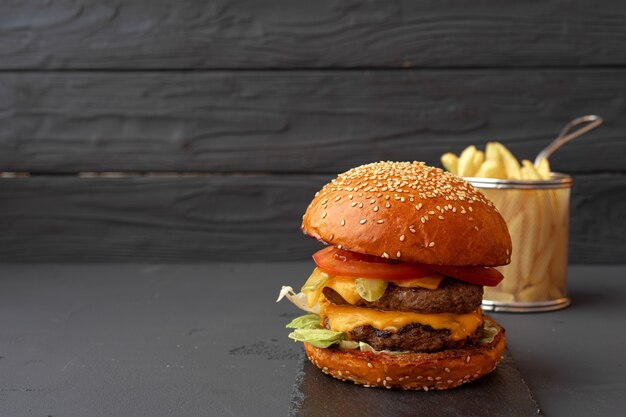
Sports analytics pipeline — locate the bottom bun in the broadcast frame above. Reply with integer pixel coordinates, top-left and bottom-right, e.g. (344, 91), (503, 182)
(304, 319), (505, 390)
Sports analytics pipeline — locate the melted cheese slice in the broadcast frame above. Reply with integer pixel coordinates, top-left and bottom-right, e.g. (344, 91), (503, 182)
(321, 302), (483, 341)
(307, 273), (444, 307)
(390, 275), (443, 289)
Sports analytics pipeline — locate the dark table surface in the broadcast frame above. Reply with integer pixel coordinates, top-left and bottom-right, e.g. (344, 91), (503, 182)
(0, 263), (624, 417)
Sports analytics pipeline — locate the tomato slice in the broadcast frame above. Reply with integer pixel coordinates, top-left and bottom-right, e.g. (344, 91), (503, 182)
(422, 265), (504, 287)
(312, 246), (504, 286)
(312, 246), (432, 280)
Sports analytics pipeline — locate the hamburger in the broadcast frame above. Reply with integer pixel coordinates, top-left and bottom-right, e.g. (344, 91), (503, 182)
(277, 161), (512, 390)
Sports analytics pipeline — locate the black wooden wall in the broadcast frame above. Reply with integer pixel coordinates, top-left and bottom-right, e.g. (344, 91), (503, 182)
(0, 1), (624, 263)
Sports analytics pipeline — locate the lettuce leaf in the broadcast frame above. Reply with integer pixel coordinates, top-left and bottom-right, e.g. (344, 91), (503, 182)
(339, 340), (409, 355)
(276, 286), (319, 313)
(288, 328), (345, 348)
(285, 313), (344, 348)
(478, 319), (500, 345)
(286, 313), (322, 330)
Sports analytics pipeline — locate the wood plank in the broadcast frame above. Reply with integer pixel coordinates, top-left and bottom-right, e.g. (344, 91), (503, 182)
(0, 174), (623, 263)
(3, 1), (626, 69)
(0, 70), (624, 174)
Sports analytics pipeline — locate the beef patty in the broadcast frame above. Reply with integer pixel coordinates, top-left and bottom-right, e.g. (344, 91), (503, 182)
(348, 322), (484, 353)
(322, 277), (483, 314)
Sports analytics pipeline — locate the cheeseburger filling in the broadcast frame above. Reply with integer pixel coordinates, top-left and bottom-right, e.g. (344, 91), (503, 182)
(321, 278), (484, 352)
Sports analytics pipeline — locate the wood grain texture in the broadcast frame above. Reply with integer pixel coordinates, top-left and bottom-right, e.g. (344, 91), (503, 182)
(3, 0), (626, 69)
(0, 174), (622, 263)
(0, 70), (624, 174)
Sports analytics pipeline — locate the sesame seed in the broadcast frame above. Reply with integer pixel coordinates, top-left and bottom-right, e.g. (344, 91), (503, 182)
(396, 251), (401, 258)
(399, 234), (405, 241)
(428, 241), (435, 247)
(340, 219), (345, 226)
(349, 194), (353, 200)
(373, 206), (379, 212)
(416, 203), (423, 210)
(322, 212), (327, 218)
(351, 202), (357, 207)
(370, 199), (375, 204)
(468, 206), (473, 212)
(314, 162), (493, 215)
(423, 386), (429, 391)
(382, 252), (390, 258)
(474, 226), (479, 231)
(368, 363), (373, 369)
(420, 217), (426, 224)
(329, 234), (334, 241)
(438, 215), (444, 220)
(385, 202), (391, 208)
(466, 356), (471, 363)
(386, 377), (392, 381)
(427, 376), (433, 381)
(337, 244), (342, 249)
(409, 227), (416, 234)
(447, 380), (453, 384)
(358, 203), (363, 208)
(445, 367), (451, 373)
(359, 219), (367, 224)
(428, 211), (435, 215)
(377, 219), (384, 224)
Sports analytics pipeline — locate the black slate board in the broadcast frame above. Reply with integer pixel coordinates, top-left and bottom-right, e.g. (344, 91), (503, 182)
(290, 350), (542, 417)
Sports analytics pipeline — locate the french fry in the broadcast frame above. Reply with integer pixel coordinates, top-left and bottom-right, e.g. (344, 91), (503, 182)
(483, 144), (508, 178)
(483, 290), (515, 303)
(521, 160), (542, 180)
(536, 158), (551, 180)
(485, 142), (501, 163)
(457, 145), (478, 176)
(475, 160), (503, 179)
(472, 150), (485, 173)
(493, 142), (521, 179)
(518, 285), (550, 302)
(440, 152), (459, 174)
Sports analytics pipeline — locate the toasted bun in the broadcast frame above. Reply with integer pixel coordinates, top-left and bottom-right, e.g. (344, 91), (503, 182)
(304, 319), (506, 390)
(302, 161), (511, 266)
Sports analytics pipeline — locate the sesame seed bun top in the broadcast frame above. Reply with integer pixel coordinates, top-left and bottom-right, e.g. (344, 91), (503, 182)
(301, 161), (512, 266)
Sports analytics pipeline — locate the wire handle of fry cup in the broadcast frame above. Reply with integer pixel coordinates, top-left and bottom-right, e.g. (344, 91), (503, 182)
(534, 115), (604, 168)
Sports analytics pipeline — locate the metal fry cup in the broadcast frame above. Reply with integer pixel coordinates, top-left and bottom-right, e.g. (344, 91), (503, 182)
(466, 173), (573, 312)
